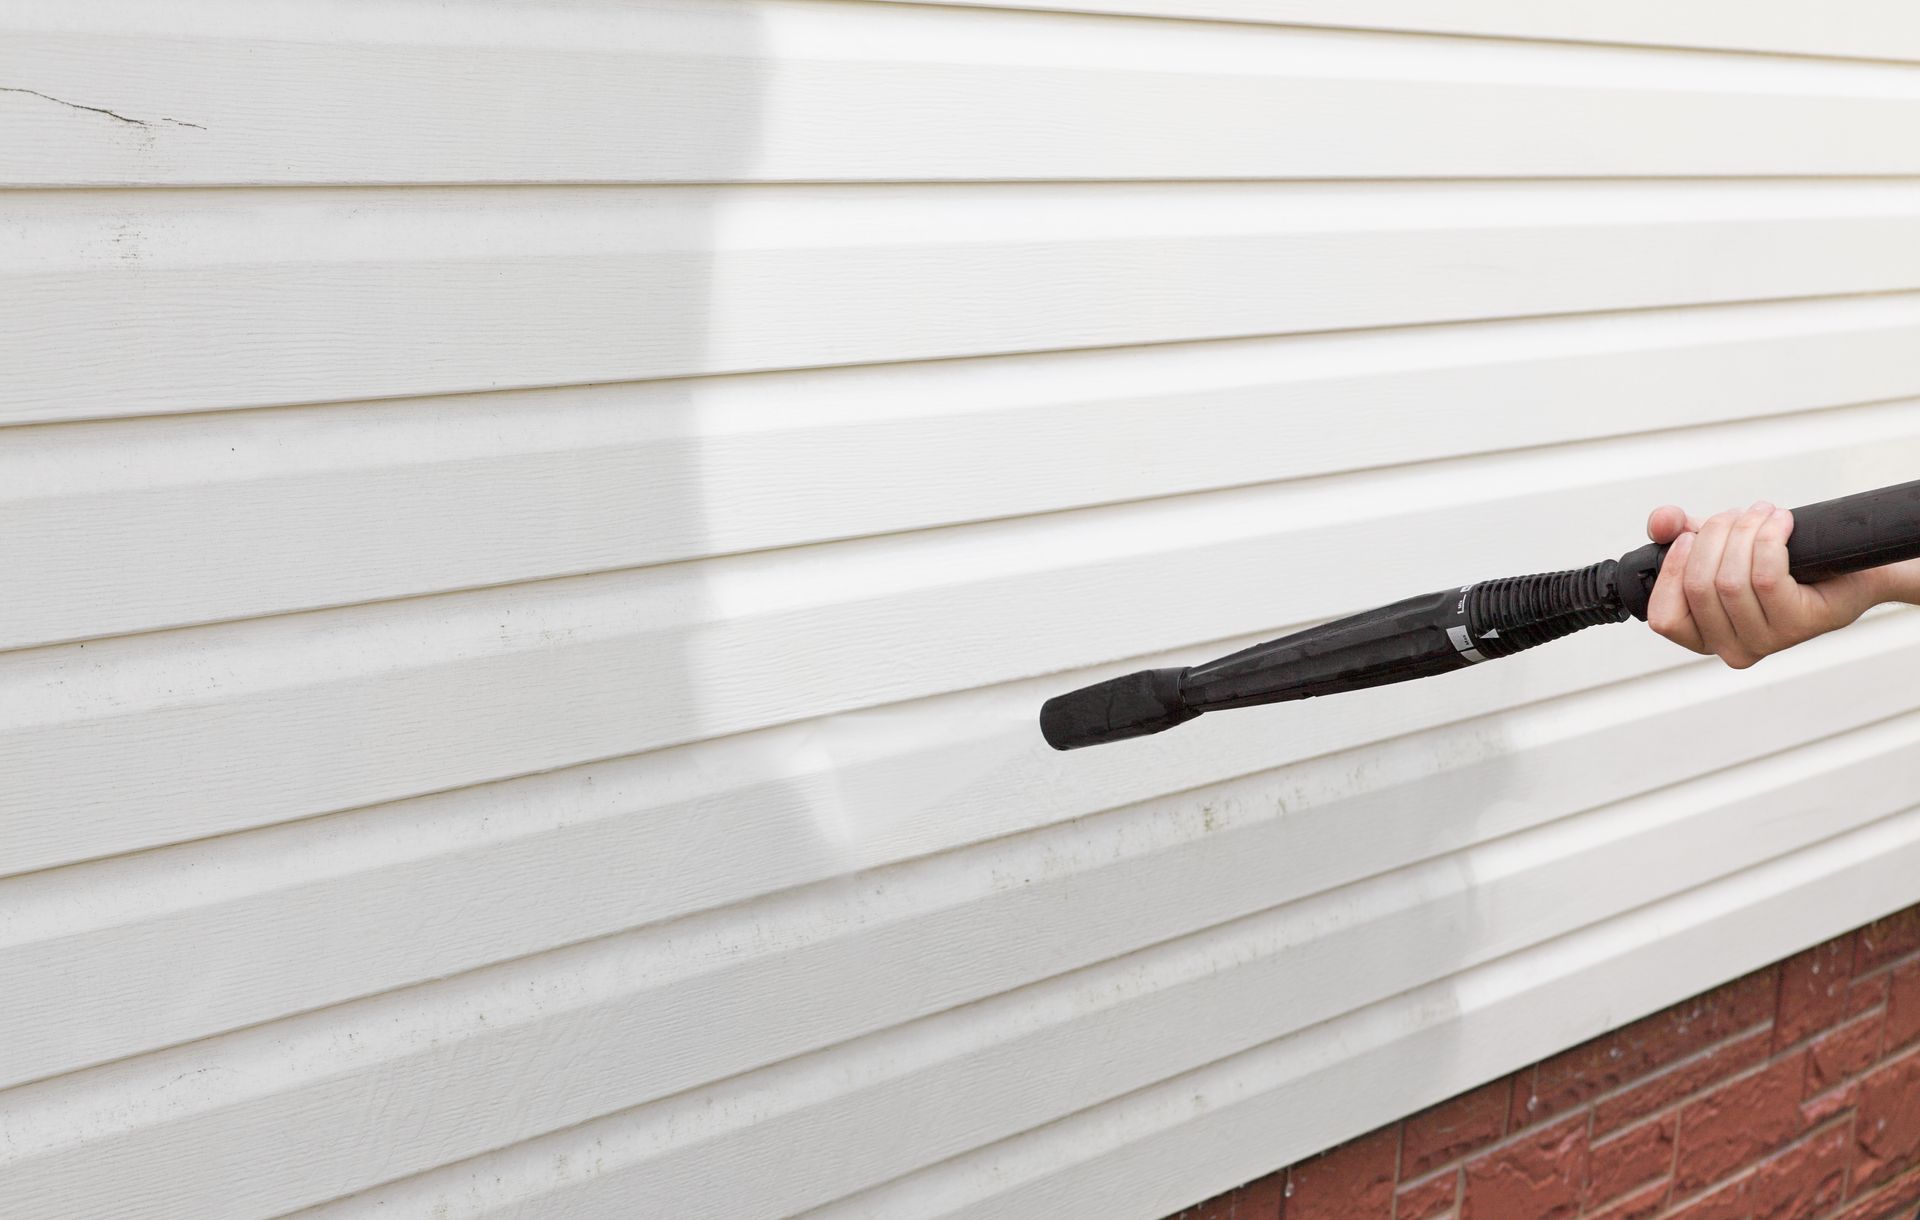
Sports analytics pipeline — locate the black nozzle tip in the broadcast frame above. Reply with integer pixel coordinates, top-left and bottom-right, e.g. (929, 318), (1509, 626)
(1039, 667), (1197, 751)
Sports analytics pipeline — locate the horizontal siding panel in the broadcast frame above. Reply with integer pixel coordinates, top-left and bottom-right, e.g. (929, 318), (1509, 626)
(4, 403), (1914, 877)
(10, 293), (1920, 650)
(5, 610), (1915, 1091)
(14, 180), (1920, 423)
(800, 805), (1920, 1220)
(9, 3), (1920, 186)
(868, 1), (1920, 62)
(294, 728), (1920, 1220)
(11, 712), (1920, 1219)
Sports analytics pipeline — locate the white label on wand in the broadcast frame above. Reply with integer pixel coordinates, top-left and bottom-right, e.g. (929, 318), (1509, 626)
(1447, 624), (1486, 664)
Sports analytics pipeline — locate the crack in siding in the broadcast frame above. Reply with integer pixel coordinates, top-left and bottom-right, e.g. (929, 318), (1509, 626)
(0, 86), (205, 130)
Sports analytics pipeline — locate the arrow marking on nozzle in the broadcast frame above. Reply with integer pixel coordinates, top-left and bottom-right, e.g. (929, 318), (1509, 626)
(1481, 628), (1500, 639)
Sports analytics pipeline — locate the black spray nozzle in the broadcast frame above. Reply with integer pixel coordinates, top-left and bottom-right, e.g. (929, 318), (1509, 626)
(1039, 667), (1195, 751)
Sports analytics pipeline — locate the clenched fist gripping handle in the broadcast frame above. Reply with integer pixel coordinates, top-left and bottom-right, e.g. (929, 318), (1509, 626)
(1040, 478), (1920, 751)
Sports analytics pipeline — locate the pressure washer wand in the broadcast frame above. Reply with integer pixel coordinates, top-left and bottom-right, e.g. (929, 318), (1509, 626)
(1040, 478), (1920, 751)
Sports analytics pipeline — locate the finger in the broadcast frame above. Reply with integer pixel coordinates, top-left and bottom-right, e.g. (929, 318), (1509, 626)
(1685, 510), (1745, 664)
(1646, 530), (1706, 652)
(1750, 507), (1798, 625)
(1714, 502), (1775, 654)
(1647, 505), (1687, 544)
(1646, 506), (1708, 544)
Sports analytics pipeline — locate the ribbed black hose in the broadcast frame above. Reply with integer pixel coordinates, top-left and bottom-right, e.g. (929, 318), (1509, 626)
(1463, 559), (1627, 659)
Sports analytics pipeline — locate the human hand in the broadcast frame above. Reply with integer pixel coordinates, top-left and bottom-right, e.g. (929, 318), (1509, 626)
(1644, 501), (1885, 668)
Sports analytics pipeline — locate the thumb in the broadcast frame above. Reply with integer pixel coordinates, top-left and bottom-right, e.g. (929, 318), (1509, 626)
(1646, 505), (1697, 544)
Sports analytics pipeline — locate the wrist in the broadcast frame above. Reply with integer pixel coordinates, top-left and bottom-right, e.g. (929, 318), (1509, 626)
(1867, 558), (1920, 608)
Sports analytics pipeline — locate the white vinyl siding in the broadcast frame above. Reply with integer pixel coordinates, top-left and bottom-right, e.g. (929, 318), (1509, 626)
(2, 2), (1917, 1218)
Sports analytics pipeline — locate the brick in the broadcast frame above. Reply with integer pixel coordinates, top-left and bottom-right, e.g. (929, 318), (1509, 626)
(1747, 1124), (1850, 1220)
(1523, 972), (1776, 1125)
(1666, 1174), (1751, 1220)
(1828, 1163), (1920, 1220)
(1172, 1193), (1233, 1220)
(1854, 1048), (1920, 1194)
(1849, 971), (1891, 1016)
(1718, 968), (1783, 1028)
(1594, 1028), (1773, 1137)
(1858, 908), (1920, 971)
(1800, 1080), (1861, 1128)
(1402, 1078), (1510, 1179)
(1888, 960), (1920, 1053)
(1668, 1141), (1849, 1220)
(1395, 1172), (1456, 1220)
(1806, 1011), (1885, 1097)
(1236, 1174), (1285, 1220)
(1173, 1173), (1283, 1220)
(1509, 1067), (1539, 1130)
(1459, 1113), (1586, 1220)
(1775, 936), (1858, 1050)
(1675, 1057), (1808, 1194)
(1587, 1178), (1671, 1220)
(1287, 1127), (1398, 1220)
(1587, 1115), (1678, 1209)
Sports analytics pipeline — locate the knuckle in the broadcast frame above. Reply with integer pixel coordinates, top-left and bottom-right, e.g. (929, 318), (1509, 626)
(1751, 571), (1780, 593)
(1715, 575), (1745, 598)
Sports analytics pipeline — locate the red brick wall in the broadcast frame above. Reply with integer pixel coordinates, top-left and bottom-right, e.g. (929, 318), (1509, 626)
(1168, 905), (1920, 1220)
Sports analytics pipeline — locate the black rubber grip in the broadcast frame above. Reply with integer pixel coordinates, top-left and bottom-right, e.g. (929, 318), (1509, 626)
(1181, 587), (1473, 710)
(1616, 478), (1920, 621)
(1779, 478), (1920, 582)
